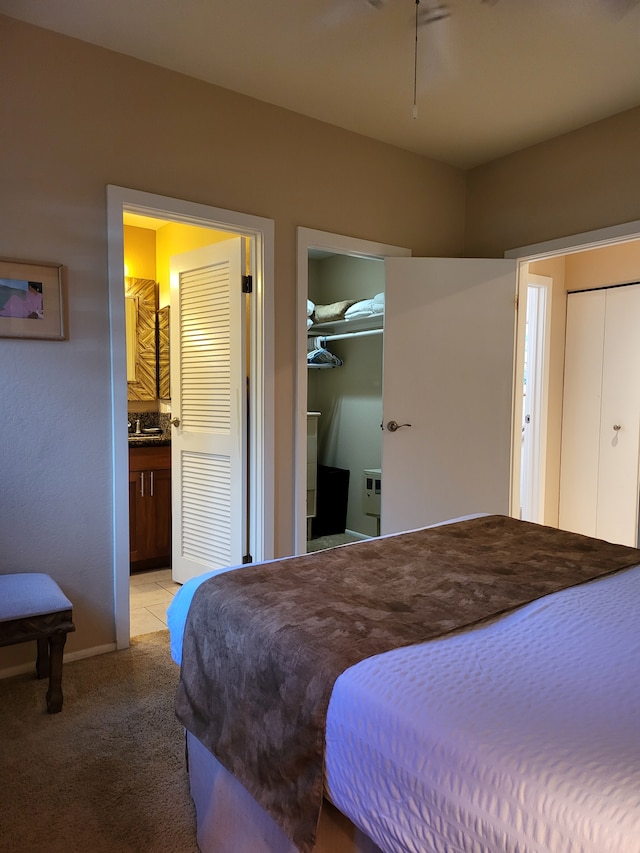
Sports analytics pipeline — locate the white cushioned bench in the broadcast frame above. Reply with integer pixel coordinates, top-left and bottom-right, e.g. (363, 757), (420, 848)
(0, 573), (75, 713)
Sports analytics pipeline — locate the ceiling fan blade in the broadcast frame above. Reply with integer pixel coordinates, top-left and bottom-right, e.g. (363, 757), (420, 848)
(417, 2), (451, 25)
(313, 0), (376, 32)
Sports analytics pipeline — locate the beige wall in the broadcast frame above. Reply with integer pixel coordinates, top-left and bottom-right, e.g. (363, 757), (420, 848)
(464, 106), (640, 258)
(0, 15), (465, 664)
(564, 241), (640, 291)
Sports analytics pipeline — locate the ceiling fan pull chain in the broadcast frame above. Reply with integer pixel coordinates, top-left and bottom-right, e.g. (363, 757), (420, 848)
(413, 0), (420, 119)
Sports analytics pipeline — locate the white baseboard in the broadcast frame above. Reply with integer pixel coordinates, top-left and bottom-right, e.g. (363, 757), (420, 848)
(0, 642), (117, 681)
(64, 643), (117, 663)
(345, 528), (370, 540)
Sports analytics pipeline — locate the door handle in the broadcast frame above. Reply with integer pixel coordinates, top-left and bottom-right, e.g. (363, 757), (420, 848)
(139, 472), (144, 498)
(386, 420), (412, 432)
(170, 416), (180, 427)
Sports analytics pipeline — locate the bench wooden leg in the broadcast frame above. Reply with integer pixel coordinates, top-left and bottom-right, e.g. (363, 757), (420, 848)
(36, 636), (50, 679)
(46, 632), (68, 714)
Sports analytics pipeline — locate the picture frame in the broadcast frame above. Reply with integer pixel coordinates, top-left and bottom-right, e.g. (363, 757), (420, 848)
(0, 258), (65, 340)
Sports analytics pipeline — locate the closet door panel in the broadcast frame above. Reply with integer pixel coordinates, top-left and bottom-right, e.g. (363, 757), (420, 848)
(559, 290), (605, 538)
(596, 284), (640, 546)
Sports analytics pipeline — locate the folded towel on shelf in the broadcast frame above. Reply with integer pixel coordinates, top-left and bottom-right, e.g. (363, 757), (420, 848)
(343, 293), (385, 320)
(345, 298), (374, 320)
(344, 299), (373, 320)
(312, 300), (357, 324)
(307, 299), (315, 317)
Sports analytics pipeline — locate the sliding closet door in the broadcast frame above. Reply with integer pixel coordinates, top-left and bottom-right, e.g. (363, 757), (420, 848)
(559, 284), (640, 547)
(558, 290), (605, 538)
(597, 285), (640, 545)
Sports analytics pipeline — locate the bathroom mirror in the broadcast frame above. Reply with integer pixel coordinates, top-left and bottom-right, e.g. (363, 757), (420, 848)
(157, 305), (170, 399)
(125, 296), (138, 382)
(125, 276), (158, 401)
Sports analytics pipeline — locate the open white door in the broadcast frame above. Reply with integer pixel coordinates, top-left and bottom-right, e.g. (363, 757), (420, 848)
(170, 238), (247, 584)
(381, 257), (517, 534)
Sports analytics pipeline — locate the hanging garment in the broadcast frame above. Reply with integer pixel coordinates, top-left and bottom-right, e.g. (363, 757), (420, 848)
(307, 336), (342, 368)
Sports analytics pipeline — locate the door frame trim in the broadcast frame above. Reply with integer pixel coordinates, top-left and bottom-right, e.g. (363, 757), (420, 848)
(107, 185), (274, 649)
(517, 275), (551, 523)
(506, 218), (640, 523)
(505, 219), (640, 262)
(295, 227), (410, 555)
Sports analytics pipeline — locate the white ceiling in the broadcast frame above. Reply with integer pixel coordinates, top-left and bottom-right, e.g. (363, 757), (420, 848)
(2, 0), (640, 168)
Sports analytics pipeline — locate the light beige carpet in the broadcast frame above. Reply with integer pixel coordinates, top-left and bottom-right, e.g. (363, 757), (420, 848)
(0, 631), (198, 852)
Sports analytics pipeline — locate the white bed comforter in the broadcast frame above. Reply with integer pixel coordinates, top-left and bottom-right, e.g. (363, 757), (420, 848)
(168, 535), (640, 853)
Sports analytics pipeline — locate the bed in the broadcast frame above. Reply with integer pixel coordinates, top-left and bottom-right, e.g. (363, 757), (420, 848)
(168, 514), (640, 853)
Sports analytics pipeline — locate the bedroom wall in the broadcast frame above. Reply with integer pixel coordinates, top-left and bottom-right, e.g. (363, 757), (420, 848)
(0, 14), (465, 667)
(464, 105), (640, 259)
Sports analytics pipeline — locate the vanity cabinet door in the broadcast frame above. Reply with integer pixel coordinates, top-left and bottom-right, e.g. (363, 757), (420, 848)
(129, 445), (172, 572)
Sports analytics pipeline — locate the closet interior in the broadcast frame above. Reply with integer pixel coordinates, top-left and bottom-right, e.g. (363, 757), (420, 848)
(306, 252), (385, 551)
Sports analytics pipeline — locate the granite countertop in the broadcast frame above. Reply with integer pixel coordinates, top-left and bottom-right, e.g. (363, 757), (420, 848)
(128, 434), (171, 447)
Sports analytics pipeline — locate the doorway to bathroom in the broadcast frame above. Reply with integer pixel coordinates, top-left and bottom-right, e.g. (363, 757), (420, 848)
(107, 186), (275, 649)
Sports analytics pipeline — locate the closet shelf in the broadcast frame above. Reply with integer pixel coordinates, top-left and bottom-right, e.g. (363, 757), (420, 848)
(308, 314), (383, 336)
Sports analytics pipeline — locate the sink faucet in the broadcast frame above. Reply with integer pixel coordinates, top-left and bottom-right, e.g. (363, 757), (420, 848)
(135, 419), (141, 434)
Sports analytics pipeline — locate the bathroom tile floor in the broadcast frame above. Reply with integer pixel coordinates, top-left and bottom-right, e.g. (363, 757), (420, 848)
(130, 568), (179, 638)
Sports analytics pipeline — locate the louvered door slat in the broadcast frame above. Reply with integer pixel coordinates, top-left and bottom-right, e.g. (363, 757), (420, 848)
(170, 238), (247, 584)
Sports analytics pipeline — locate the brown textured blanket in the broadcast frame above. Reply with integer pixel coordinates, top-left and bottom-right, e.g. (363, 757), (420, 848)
(175, 515), (640, 853)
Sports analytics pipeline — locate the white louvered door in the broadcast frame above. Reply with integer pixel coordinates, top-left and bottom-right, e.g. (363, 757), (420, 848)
(169, 238), (247, 584)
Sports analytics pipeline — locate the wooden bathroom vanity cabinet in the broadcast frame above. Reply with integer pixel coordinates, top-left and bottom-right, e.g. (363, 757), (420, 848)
(128, 444), (171, 572)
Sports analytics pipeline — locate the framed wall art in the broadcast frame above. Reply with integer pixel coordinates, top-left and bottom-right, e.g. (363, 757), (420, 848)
(0, 258), (65, 340)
